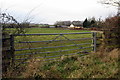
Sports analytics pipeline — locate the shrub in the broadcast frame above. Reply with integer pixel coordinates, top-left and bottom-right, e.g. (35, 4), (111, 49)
(102, 16), (120, 51)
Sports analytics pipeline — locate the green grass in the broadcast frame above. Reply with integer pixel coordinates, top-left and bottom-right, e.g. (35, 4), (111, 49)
(4, 49), (119, 78)
(25, 28), (89, 34)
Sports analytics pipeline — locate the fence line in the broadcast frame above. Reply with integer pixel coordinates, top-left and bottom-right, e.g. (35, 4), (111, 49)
(15, 50), (91, 61)
(17, 38), (93, 43)
(3, 32), (97, 66)
(15, 43), (92, 51)
(13, 32), (93, 36)
(15, 46), (93, 56)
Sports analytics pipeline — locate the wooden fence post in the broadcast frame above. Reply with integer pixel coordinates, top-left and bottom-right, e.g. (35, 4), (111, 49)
(92, 32), (97, 52)
(2, 33), (14, 73)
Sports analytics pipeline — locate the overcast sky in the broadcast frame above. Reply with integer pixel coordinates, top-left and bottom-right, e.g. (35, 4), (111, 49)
(0, 0), (117, 24)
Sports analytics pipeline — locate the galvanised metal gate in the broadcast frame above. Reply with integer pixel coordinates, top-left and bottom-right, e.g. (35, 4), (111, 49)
(10, 32), (96, 65)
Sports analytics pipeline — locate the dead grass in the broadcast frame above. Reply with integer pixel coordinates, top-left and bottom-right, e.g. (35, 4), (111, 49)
(22, 58), (44, 78)
(3, 48), (119, 79)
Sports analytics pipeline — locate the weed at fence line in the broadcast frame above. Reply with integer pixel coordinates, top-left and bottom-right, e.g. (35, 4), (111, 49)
(12, 49), (120, 78)
(3, 48), (119, 78)
(102, 16), (120, 51)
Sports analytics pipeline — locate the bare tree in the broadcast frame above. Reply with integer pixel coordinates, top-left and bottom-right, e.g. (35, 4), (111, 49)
(98, 0), (120, 51)
(99, 0), (120, 16)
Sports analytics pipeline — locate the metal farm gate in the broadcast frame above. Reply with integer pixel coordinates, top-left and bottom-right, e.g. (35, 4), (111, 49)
(9, 32), (96, 65)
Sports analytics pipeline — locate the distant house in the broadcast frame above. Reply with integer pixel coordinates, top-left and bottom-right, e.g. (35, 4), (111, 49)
(54, 20), (83, 28)
(72, 21), (83, 27)
(68, 24), (83, 29)
(70, 24), (75, 28)
(54, 21), (71, 28)
(68, 24), (75, 29)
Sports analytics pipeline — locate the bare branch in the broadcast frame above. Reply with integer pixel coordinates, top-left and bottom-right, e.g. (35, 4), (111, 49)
(99, 0), (120, 16)
(99, 0), (120, 7)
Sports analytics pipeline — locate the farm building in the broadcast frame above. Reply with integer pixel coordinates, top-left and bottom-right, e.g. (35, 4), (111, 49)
(68, 24), (83, 29)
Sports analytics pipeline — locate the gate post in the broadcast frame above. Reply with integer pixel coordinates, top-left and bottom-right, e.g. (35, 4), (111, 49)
(2, 34), (15, 73)
(92, 32), (97, 52)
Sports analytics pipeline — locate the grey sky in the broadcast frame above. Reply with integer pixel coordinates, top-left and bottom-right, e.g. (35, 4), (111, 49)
(0, 0), (117, 24)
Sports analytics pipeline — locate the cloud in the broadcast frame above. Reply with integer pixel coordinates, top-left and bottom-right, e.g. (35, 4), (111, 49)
(0, 0), (117, 24)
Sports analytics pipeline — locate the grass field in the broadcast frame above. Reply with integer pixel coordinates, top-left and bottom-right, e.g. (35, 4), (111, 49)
(3, 28), (119, 78)
(13, 28), (93, 64)
(25, 28), (89, 34)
